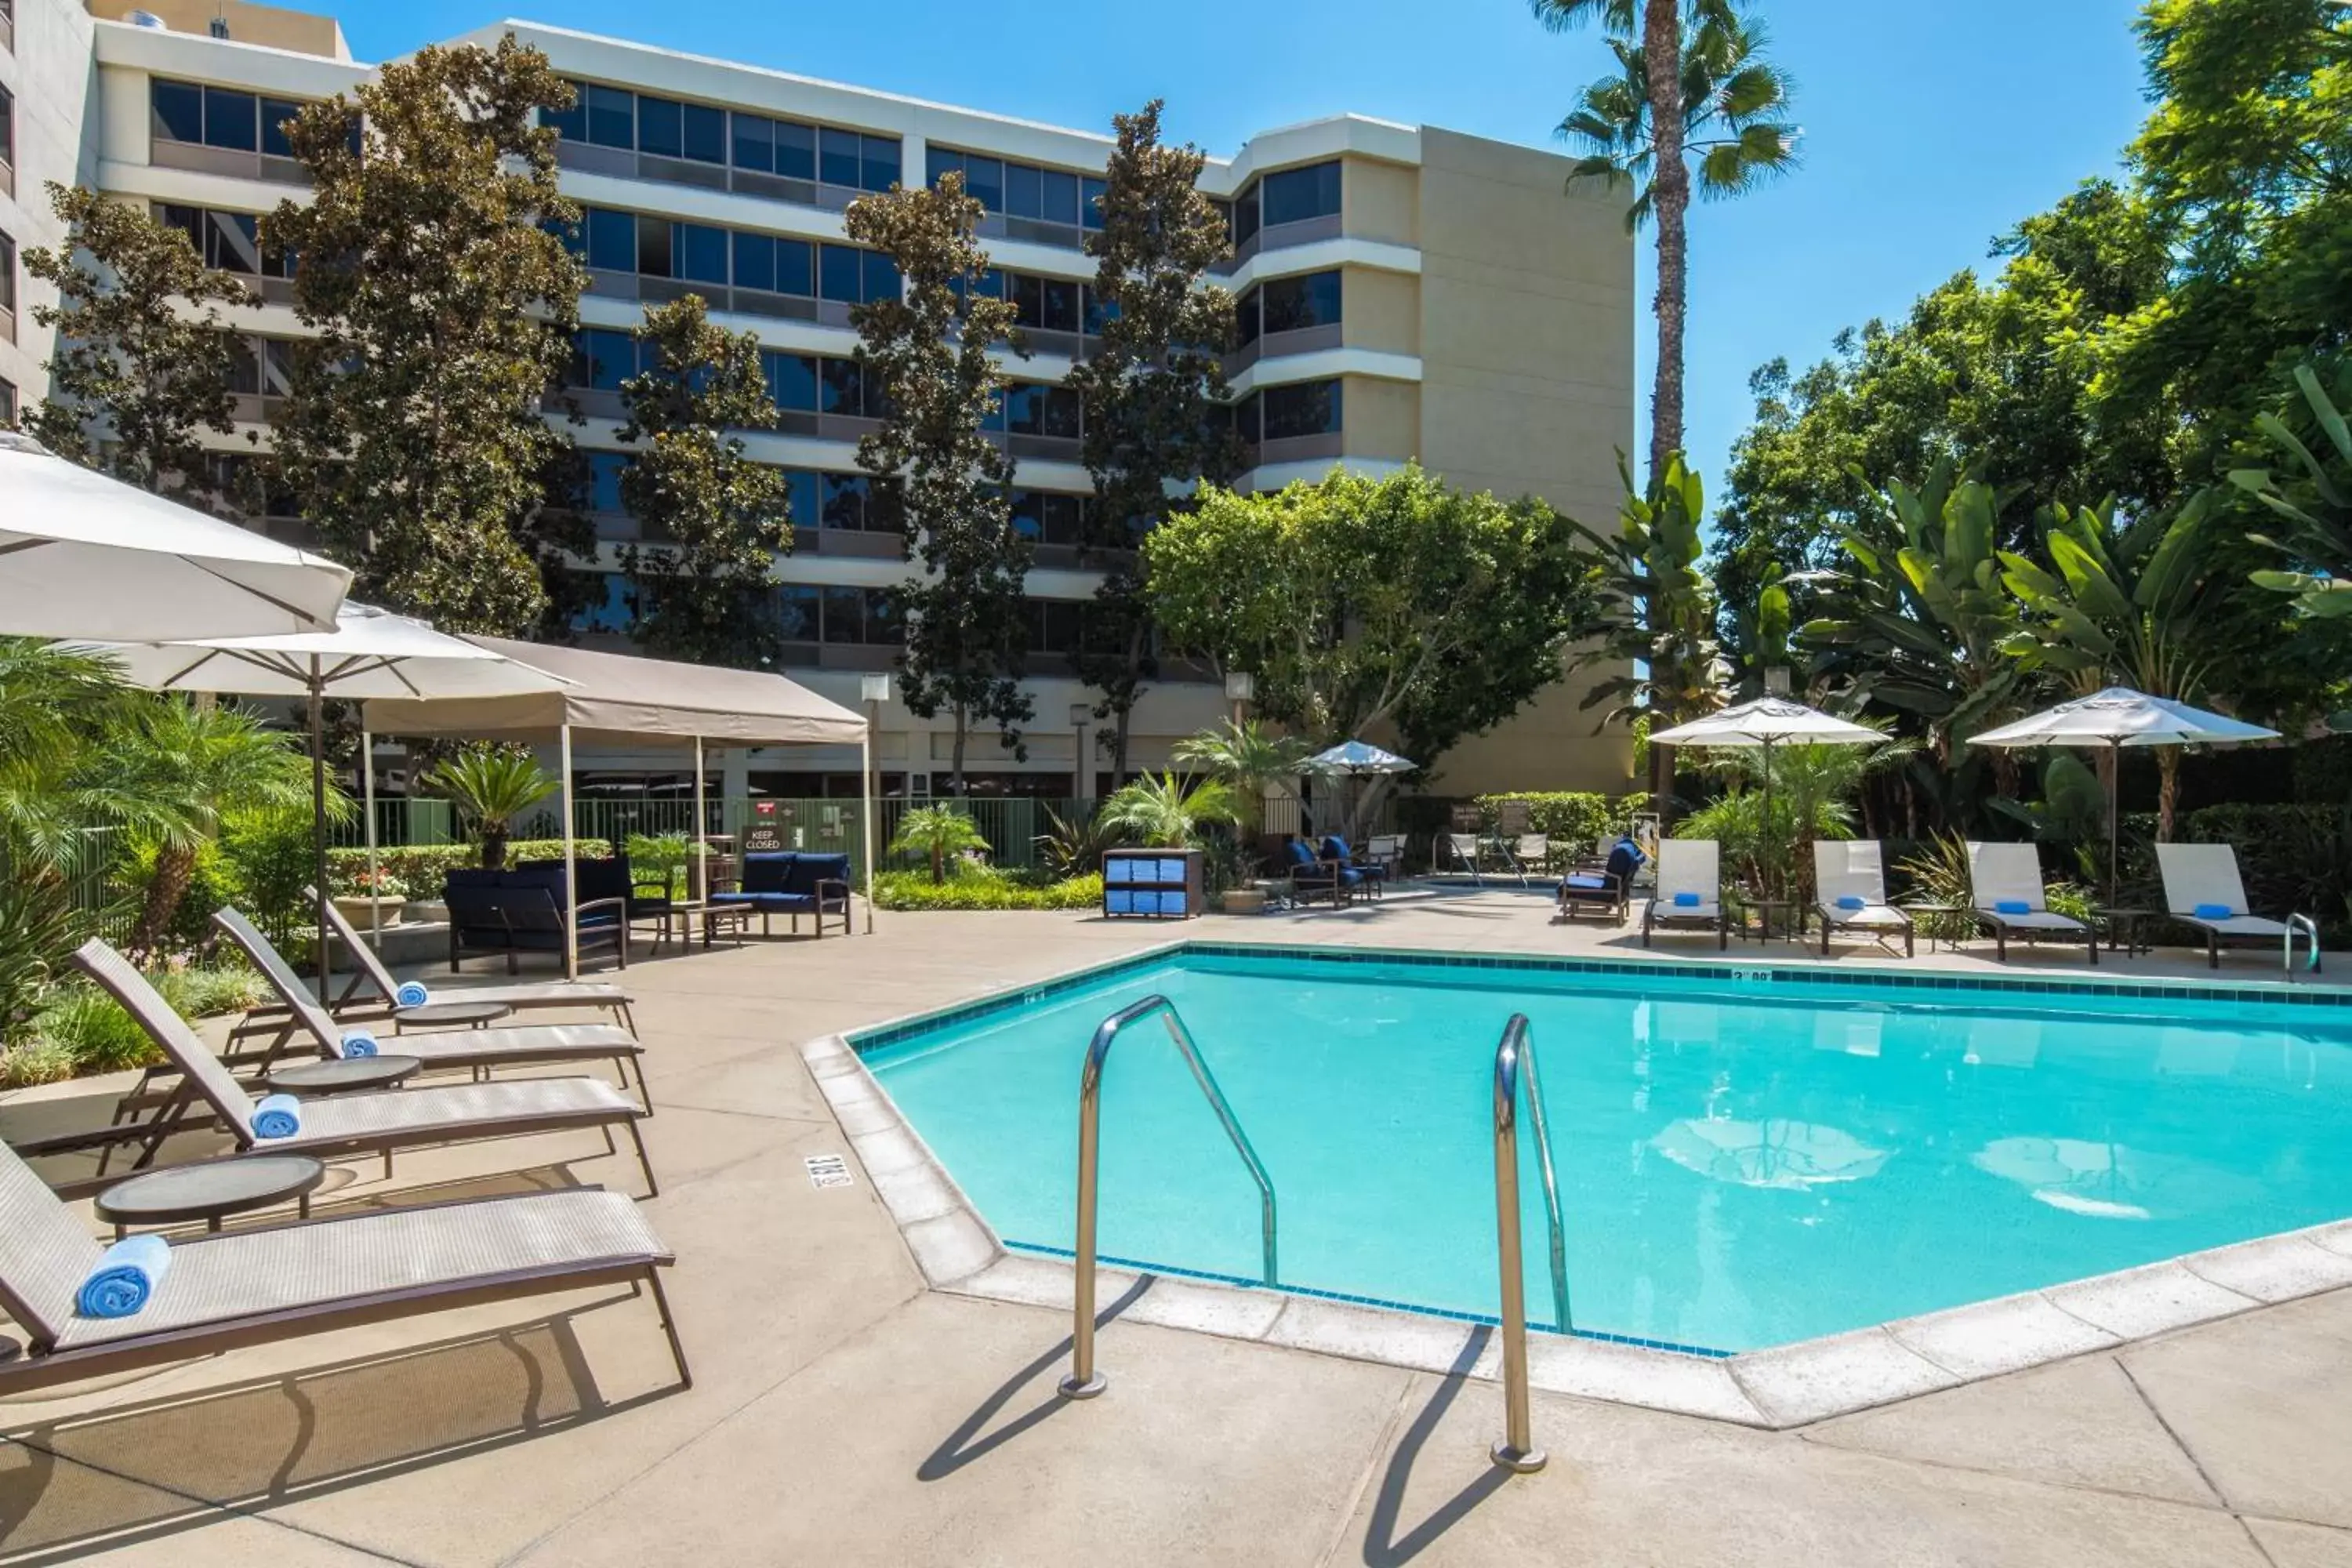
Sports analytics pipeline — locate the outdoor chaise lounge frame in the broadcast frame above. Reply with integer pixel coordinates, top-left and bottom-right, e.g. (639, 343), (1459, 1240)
(303, 888), (637, 1032)
(70, 941), (659, 1196)
(1965, 841), (2097, 964)
(0, 1135), (688, 1396)
(209, 909), (652, 1114)
(2156, 842), (2317, 971)
(1642, 840), (1730, 949)
(1812, 840), (1915, 957)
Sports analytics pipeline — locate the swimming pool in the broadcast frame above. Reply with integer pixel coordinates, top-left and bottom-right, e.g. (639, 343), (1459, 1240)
(859, 946), (2352, 1353)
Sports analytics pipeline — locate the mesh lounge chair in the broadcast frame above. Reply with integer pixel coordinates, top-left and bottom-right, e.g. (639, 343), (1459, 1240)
(211, 909), (651, 1112)
(2156, 843), (2315, 971)
(1812, 840), (1915, 957)
(1965, 842), (2096, 964)
(309, 888), (636, 1032)
(71, 941), (659, 1195)
(0, 1135), (685, 1396)
(1642, 840), (1728, 949)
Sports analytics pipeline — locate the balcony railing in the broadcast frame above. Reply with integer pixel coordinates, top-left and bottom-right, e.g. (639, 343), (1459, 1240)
(1210, 213), (1347, 276)
(1225, 321), (1345, 377)
(152, 138), (310, 187)
(556, 140), (871, 214)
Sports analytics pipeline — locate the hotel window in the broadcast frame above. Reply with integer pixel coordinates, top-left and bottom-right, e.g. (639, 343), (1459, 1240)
(156, 206), (294, 279)
(0, 84), (13, 177)
(1008, 273), (1083, 335)
(571, 328), (643, 392)
(1260, 162), (1342, 227)
(573, 572), (637, 634)
(1004, 383), (1082, 441)
(763, 350), (818, 413)
(818, 584), (902, 643)
(566, 205), (887, 304)
(1261, 379), (1344, 441)
(585, 452), (630, 513)
(0, 377), (14, 425)
(1260, 270), (1342, 335)
(150, 80), (309, 157)
(1029, 597), (1085, 656)
(0, 227), (14, 325)
(1009, 489), (1090, 546)
(548, 82), (899, 191)
(929, 147), (1106, 232)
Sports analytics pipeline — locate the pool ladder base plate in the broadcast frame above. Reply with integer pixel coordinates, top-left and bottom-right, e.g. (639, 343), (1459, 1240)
(1058, 1372), (1107, 1400)
(1490, 1440), (1548, 1474)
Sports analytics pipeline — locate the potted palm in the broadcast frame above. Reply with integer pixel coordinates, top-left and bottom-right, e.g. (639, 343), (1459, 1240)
(424, 746), (561, 870)
(888, 806), (991, 884)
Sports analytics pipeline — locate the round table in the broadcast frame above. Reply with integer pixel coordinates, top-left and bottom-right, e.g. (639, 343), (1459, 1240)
(96, 1155), (326, 1239)
(266, 1054), (423, 1097)
(394, 999), (514, 1031)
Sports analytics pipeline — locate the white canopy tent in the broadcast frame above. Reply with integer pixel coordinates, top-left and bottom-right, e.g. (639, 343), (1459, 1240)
(0, 432), (350, 639)
(365, 637), (873, 974)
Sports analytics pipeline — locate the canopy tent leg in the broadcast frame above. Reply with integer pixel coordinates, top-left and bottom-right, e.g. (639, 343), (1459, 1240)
(362, 727), (380, 939)
(692, 735), (706, 903)
(561, 723), (578, 982)
(308, 659), (330, 1005)
(861, 730), (877, 935)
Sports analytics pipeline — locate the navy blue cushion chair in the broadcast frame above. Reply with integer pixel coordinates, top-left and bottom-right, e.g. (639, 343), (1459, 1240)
(710, 851), (853, 938)
(445, 860), (631, 974)
(1319, 837), (1387, 900)
(1284, 838), (1356, 909)
(1556, 838), (1644, 924)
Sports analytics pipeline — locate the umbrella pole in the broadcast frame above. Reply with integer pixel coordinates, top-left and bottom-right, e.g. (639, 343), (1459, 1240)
(561, 723), (578, 982)
(860, 729), (877, 935)
(309, 666), (330, 1005)
(2107, 742), (2120, 909)
(1761, 737), (1774, 904)
(362, 727), (379, 941)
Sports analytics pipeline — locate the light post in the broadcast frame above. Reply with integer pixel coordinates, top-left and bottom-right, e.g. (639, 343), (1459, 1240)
(1069, 701), (1092, 807)
(859, 672), (891, 935)
(1225, 670), (1255, 730)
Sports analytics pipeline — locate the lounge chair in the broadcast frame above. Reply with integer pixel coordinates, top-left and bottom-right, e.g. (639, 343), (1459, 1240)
(1556, 837), (1642, 924)
(1965, 842), (2096, 964)
(210, 909), (651, 1112)
(309, 887), (636, 1031)
(2156, 843), (2316, 971)
(0, 1135), (685, 1396)
(71, 941), (659, 1195)
(1812, 840), (1915, 957)
(1642, 840), (1729, 949)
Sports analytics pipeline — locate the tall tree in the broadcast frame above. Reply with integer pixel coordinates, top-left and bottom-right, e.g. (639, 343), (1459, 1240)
(21, 183), (252, 503)
(844, 174), (1034, 793)
(1533, 0), (1797, 480)
(1063, 100), (1245, 785)
(267, 38), (590, 633)
(613, 295), (792, 666)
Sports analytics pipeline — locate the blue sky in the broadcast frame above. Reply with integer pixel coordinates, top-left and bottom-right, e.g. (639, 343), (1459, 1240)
(349, 0), (2155, 510)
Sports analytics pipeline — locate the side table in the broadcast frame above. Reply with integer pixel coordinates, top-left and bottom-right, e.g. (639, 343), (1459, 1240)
(95, 1154), (326, 1240)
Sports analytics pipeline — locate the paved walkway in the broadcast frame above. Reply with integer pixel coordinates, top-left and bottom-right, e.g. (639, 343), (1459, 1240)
(2, 892), (2348, 1566)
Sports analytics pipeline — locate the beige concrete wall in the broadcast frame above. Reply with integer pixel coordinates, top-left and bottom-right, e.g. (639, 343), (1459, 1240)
(1340, 375), (1419, 462)
(1430, 669), (1635, 796)
(1341, 267), (1418, 357)
(1342, 156), (1417, 248)
(85, 0), (347, 59)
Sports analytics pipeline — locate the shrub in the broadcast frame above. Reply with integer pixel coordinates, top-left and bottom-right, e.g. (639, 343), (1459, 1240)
(2178, 803), (2352, 942)
(0, 1038), (78, 1089)
(218, 808), (319, 946)
(324, 839), (615, 898)
(26, 963), (266, 1080)
(873, 868), (1102, 911)
(1474, 792), (1627, 848)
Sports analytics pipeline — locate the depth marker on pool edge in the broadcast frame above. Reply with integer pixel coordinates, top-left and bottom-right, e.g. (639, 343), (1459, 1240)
(805, 1154), (855, 1190)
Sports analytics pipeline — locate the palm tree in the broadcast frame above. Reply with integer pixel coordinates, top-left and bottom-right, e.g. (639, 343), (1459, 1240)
(1534, 0), (1798, 481)
(888, 806), (991, 884)
(425, 746), (560, 870)
(1095, 774), (1240, 850)
(111, 698), (316, 953)
(1170, 720), (1316, 850)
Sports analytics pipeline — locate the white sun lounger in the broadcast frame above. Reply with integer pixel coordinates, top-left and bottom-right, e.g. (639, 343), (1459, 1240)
(2155, 843), (2316, 971)
(1812, 840), (1914, 957)
(1642, 840), (1727, 949)
(1965, 842), (2096, 964)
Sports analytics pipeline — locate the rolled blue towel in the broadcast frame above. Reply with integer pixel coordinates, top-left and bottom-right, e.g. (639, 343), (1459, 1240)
(1994, 898), (2031, 916)
(394, 981), (430, 1008)
(251, 1094), (303, 1140)
(1672, 891), (1702, 908)
(1835, 895), (1867, 910)
(2192, 902), (2234, 920)
(339, 1030), (378, 1058)
(76, 1234), (172, 1319)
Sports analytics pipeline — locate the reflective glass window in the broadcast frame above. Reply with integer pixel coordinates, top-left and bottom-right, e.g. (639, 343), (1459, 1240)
(585, 84), (634, 148)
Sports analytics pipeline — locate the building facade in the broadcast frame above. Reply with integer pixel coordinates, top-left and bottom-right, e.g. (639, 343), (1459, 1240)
(2, 1), (1637, 802)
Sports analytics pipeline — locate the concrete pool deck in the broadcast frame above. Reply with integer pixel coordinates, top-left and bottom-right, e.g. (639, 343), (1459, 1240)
(3, 887), (2350, 1565)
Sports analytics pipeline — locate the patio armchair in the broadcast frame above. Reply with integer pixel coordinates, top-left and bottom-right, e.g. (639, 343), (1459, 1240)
(2156, 843), (2314, 971)
(1319, 836), (1387, 900)
(0, 1134), (686, 1397)
(1812, 840), (1915, 957)
(1283, 838), (1355, 908)
(1556, 837), (1642, 924)
(1965, 841), (2096, 964)
(1440, 833), (1486, 880)
(709, 851), (852, 937)
(1514, 834), (1553, 876)
(1642, 840), (1730, 949)
(71, 940), (659, 1195)
(1361, 835), (1405, 878)
(303, 888), (636, 1032)
(445, 862), (630, 975)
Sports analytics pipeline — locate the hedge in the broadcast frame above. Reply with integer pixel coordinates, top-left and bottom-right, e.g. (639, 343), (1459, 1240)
(324, 840), (614, 895)
(1472, 792), (1645, 846)
(874, 869), (1102, 911)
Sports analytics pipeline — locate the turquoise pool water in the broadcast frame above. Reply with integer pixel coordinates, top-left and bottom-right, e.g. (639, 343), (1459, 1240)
(862, 949), (2352, 1352)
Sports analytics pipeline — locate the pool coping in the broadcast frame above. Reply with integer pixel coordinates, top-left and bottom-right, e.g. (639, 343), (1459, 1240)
(802, 939), (2352, 1432)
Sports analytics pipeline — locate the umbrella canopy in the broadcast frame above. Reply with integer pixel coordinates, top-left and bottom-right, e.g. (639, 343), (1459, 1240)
(1969, 687), (2279, 902)
(1305, 740), (1417, 775)
(1971, 1135), (2258, 1221)
(1646, 696), (1884, 749)
(1650, 1116), (1890, 1191)
(0, 433), (350, 640)
(89, 604), (572, 997)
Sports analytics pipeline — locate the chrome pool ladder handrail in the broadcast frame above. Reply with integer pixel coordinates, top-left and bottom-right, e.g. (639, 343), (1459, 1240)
(1490, 1011), (1567, 1473)
(2286, 913), (2322, 975)
(1059, 994), (1276, 1400)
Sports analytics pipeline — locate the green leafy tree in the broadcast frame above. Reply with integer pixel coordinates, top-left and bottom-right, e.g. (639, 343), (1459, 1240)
(1534, 0), (1797, 480)
(2240, 363), (2352, 620)
(887, 805), (990, 884)
(267, 38), (590, 633)
(21, 183), (254, 503)
(1569, 454), (1721, 817)
(1063, 100), (1244, 782)
(1096, 773), (1240, 850)
(844, 174), (1034, 793)
(615, 295), (792, 666)
(1145, 465), (1603, 769)
(424, 745), (559, 869)
(1171, 719), (1317, 848)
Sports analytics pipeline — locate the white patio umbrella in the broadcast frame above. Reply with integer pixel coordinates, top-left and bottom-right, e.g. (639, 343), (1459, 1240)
(1650, 1116), (1889, 1191)
(0, 433), (350, 639)
(1967, 686), (2279, 904)
(1301, 740), (1414, 839)
(88, 604), (572, 1000)
(1647, 698), (1884, 895)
